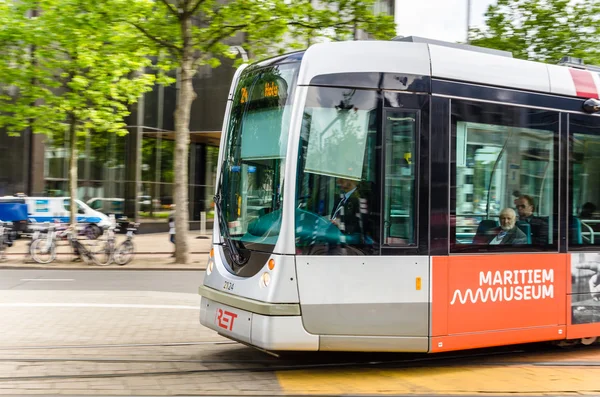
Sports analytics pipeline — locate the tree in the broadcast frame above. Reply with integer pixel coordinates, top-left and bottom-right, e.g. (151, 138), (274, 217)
(118, 0), (397, 264)
(0, 0), (155, 226)
(245, 0), (396, 56)
(288, 0), (396, 48)
(469, 0), (600, 65)
(112, 0), (296, 264)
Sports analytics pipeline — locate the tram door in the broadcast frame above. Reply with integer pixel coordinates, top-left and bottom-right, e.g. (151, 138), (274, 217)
(296, 95), (430, 348)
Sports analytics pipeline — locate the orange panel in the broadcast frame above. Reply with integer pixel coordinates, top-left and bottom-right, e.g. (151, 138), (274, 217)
(431, 256), (448, 337)
(431, 326), (565, 353)
(567, 323), (600, 339)
(445, 254), (566, 334)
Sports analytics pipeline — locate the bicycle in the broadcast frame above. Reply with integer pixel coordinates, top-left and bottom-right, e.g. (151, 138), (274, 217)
(91, 224), (118, 266)
(66, 226), (95, 265)
(0, 222), (14, 261)
(29, 221), (69, 264)
(113, 222), (138, 266)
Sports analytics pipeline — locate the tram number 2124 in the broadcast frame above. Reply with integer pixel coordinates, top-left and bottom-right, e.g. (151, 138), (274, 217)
(223, 281), (234, 291)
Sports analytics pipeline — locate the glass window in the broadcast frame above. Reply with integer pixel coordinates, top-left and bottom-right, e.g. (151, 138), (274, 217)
(383, 110), (417, 245)
(295, 87), (380, 255)
(219, 63), (298, 254)
(570, 114), (600, 246)
(452, 100), (559, 252)
(64, 199), (85, 214)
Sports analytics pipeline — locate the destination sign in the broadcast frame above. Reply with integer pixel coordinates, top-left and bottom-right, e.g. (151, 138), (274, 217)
(239, 81), (282, 104)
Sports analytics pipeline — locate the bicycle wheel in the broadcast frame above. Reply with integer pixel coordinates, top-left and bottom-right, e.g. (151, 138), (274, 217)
(30, 238), (57, 264)
(72, 240), (93, 265)
(92, 240), (113, 266)
(114, 240), (134, 266)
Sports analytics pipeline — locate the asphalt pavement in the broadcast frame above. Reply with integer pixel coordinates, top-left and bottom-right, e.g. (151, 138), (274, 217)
(2, 271), (600, 395)
(0, 269), (205, 292)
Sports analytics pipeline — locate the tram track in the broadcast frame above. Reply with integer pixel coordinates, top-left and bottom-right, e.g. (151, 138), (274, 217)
(2, 342), (598, 383)
(0, 340), (235, 350)
(0, 345), (541, 382)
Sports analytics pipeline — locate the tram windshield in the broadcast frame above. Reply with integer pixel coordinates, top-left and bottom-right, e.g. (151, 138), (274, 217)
(294, 87), (381, 255)
(217, 62), (298, 254)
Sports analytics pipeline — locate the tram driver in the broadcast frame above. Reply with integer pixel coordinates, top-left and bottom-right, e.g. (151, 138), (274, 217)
(323, 177), (374, 253)
(330, 177), (363, 236)
(474, 207), (528, 245)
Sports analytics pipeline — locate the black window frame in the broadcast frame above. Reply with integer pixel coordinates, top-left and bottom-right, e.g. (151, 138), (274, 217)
(380, 91), (429, 256)
(568, 112), (600, 251)
(449, 98), (561, 254)
(292, 85), (430, 257)
(380, 107), (420, 248)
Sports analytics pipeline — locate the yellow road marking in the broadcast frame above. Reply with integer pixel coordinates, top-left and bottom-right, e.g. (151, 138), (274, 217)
(277, 366), (600, 395)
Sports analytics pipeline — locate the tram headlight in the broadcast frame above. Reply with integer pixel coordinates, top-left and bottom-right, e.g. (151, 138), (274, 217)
(260, 272), (271, 288)
(206, 256), (214, 275)
(206, 248), (215, 275)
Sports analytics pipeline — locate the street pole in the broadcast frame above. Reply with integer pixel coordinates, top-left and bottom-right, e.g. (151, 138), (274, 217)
(466, 0), (472, 44)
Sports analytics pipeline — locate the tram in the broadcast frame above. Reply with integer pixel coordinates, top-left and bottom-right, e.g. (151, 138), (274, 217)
(198, 36), (600, 353)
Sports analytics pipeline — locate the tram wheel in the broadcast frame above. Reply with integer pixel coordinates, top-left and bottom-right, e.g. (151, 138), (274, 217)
(581, 336), (597, 346)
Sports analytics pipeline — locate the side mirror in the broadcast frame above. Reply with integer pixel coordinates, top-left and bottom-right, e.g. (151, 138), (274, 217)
(583, 98), (600, 114)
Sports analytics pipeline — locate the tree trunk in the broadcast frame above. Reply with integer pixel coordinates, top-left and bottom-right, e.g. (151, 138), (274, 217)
(173, 15), (196, 264)
(69, 115), (78, 226)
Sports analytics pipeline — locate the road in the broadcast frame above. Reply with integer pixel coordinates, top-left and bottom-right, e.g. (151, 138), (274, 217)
(0, 269), (205, 292)
(2, 269), (600, 396)
(0, 268), (284, 396)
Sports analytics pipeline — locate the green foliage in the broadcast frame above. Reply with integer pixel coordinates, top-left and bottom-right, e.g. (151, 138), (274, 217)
(470, 0), (600, 65)
(0, 0), (156, 139)
(118, 0), (396, 70)
(284, 0), (397, 50)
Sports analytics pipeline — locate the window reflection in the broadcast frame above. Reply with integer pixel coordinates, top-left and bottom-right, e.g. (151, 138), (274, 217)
(571, 115), (600, 246)
(384, 111), (416, 245)
(295, 87), (380, 255)
(452, 101), (558, 251)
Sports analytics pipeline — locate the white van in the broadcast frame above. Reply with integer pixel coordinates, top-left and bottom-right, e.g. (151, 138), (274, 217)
(24, 197), (111, 236)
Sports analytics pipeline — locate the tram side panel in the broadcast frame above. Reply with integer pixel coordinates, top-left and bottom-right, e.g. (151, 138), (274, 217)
(567, 252), (600, 340)
(430, 254), (568, 352)
(295, 256), (430, 352)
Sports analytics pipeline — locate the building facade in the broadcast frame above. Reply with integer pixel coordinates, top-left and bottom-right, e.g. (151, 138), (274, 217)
(0, 0), (395, 224)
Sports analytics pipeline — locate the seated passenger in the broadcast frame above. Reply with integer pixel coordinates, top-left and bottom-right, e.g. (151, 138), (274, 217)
(473, 208), (528, 245)
(515, 194), (549, 245)
(580, 202), (597, 219)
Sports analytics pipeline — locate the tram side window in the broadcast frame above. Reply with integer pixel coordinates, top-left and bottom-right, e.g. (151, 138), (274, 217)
(295, 86), (380, 255)
(451, 100), (559, 252)
(383, 111), (416, 245)
(570, 115), (600, 246)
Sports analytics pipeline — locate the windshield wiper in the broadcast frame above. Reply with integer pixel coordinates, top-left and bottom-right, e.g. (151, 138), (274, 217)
(213, 193), (248, 266)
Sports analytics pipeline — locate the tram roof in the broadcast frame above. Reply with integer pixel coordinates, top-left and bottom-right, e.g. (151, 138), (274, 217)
(296, 39), (600, 100)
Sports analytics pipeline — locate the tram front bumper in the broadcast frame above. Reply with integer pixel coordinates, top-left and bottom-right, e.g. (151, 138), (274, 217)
(199, 286), (318, 351)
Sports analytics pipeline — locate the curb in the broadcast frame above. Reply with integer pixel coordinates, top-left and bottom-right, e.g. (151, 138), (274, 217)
(0, 265), (207, 271)
(1, 251), (210, 256)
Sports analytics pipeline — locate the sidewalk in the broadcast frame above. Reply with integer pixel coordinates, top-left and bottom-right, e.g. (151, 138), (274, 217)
(0, 231), (213, 270)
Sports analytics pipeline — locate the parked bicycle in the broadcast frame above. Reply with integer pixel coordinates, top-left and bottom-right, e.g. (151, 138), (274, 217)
(113, 222), (139, 265)
(92, 224), (118, 266)
(29, 222), (96, 265)
(66, 226), (95, 265)
(86, 221), (138, 266)
(29, 221), (68, 264)
(0, 221), (14, 261)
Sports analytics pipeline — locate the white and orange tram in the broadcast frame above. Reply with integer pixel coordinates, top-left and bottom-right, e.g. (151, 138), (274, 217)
(199, 36), (600, 353)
